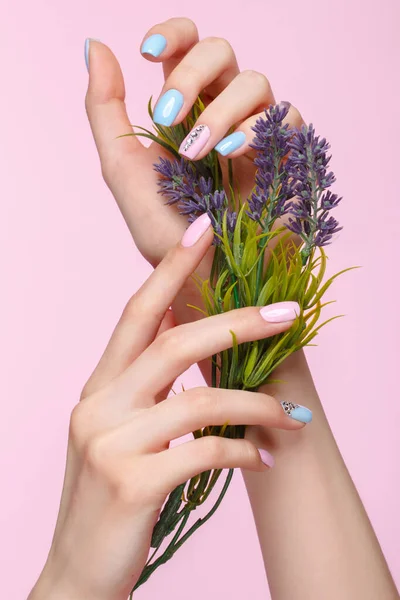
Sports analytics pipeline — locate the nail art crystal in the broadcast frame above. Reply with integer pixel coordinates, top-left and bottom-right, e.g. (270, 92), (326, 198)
(183, 125), (206, 152)
(281, 401), (313, 423)
(281, 401), (299, 416)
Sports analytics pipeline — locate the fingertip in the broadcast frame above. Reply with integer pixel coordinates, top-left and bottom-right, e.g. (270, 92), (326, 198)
(180, 213), (213, 248)
(281, 401), (313, 424)
(214, 131), (247, 157)
(85, 40), (126, 104)
(141, 33), (168, 59)
(257, 448), (275, 468)
(84, 38), (101, 72)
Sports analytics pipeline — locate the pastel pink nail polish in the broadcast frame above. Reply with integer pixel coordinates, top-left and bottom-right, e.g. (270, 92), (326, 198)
(181, 213), (212, 247)
(259, 301), (300, 323)
(179, 125), (211, 160)
(258, 448), (275, 468)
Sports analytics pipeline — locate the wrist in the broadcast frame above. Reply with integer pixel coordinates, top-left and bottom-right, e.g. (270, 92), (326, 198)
(28, 565), (85, 600)
(247, 349), (328, 453)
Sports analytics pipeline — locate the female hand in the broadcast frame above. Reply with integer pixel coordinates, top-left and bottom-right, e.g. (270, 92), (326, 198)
(29, 215), (305, 600)
(84, 18), (303, 288)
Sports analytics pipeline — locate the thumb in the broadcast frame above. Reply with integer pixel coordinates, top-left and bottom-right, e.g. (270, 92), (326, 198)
(84, 39), (145, 181)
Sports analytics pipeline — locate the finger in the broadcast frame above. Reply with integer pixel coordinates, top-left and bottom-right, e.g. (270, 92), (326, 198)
(82, 214), (213, 398)
(152, 37), (239, 127)
(85, 40), (146, 177)
(110, 388), (307, 454)
(152, 437), (273, 495)
(118, 301), (300, 402)
(140, 17), (199, 76)
(85, 40), (184, 259)
(213, 102), (304, 160)
(178, 70), (275, 161)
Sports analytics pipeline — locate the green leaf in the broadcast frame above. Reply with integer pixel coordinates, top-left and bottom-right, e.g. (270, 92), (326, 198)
(151, 484), (185, 548)
(228, 330), (239, 388)
(223, 280), (238, 312)
(307, 266), (360, 308)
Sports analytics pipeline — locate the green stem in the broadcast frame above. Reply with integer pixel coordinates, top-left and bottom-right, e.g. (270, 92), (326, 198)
(254, 232), (269, 301)
(133, 469), (235, 592)
(133, 510), (191, 591)
(171, 469), (234, 550)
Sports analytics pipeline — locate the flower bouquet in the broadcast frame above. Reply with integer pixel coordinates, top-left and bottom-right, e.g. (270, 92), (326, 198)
(122, 98), (354, 594)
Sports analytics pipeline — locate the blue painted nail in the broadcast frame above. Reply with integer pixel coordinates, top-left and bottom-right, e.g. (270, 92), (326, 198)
(281, 401), (313, 424)
(153, 89), (184, 126)
(141, 34), (167, 57)
(84, 38), (100, 72)
(215, 131), (246, 156)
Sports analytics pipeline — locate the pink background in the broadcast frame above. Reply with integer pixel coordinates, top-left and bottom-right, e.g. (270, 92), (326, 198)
(1, 0), (399, 598)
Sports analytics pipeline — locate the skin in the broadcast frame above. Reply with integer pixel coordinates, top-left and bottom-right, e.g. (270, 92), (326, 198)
(30, 17), (399, 600)
(29, 224), (304, 600)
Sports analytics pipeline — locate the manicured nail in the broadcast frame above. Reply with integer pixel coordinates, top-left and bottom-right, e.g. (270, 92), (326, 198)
(141, 34), (167, 57)
(281, 401), (313, 424)
(153, 89), (184, 126)
(258, 448), (275, 468)
(259, 301), (300, 323)
(179, 125), (211, 159)
(181, 213), (212, 247)
(84, 38), (100, 72)
(215, 131), (246, 156)
(280, 100), (291, 110)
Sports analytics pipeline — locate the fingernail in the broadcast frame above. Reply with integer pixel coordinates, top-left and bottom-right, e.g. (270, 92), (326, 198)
(258, 448), (275, 468)
(179, 125), (211, 160)
(141, 34), (167, 57)
(181, 213), (212, 247)
(215, 131), (246, 156)
(84, 38), (100, 72)
(280, 100), (291, 110)
(153, 89), (184, 126)
(281, 401), (313, 424)
(259, 301), (300, 323)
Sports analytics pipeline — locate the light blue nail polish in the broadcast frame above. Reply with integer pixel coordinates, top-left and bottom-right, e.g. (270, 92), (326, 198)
(84, 38), (100, 72)
(153, 89), (184, 126)
(281, 401), (313, 424)
(141, 34), (167, 57)
(215, 131), (246, 156)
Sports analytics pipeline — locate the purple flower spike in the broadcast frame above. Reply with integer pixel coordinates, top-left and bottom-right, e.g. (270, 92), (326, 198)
(286, 124), (342, 258)
(247, 103), (295, 225)
(153, 157), (230, 244)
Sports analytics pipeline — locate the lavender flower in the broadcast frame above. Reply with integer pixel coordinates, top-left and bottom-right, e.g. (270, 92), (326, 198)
(154, 157), (231, 243)
(285, 124), (342, 257)
(248, 102), (295, 224)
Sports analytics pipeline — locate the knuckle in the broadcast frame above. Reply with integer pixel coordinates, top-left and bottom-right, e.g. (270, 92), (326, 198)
(241, 439), (260, 464)
(173, 63), (202, 86)
(156, 327), (187, 356)
(242, 69), (271, 93)
(288, 104), (304, 128)
(85, 434), (110, 473)
(190, 387), (219, 419)
(203, 36), (233, 57)
(69, 403), (91, 446)
(179, 17), (198, 37)
(100, 154), (117, 187)
(123, 292), (140, 319)
(202, 435), (225, 463)
(230, 306), (254, 332)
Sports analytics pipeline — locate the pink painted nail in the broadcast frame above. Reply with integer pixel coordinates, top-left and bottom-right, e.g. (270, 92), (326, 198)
(179, 125), (211, 160)
(259, 301), (300, 323)
(181, 213), (212, 247)
(258, 448), (275, 468)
